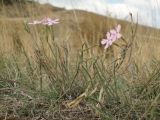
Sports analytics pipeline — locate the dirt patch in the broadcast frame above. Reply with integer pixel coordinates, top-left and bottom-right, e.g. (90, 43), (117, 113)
(0, 96), (100, 120)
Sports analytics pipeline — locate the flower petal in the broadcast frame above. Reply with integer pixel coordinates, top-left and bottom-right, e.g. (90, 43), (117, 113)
(106, 32), (110, 38)
(28, 20), (42, 25)
(108, 40), (113, 45)
(101, 39), (107, 45)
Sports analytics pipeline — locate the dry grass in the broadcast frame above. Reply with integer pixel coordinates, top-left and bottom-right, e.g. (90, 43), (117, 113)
(0, 3), (160, 64)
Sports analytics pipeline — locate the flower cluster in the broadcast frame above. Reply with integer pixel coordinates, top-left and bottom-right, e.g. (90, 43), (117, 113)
(28, 17), (59, 26)
(101, 24), (122, 49)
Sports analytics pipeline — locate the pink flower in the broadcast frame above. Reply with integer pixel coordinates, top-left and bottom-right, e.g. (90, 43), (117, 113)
(101, 32), (113, 49)
(101, 24), (122, 49)
(110, 24), (122, 41)
(28, 17), (59, 26)
(41, 18), (59, 26)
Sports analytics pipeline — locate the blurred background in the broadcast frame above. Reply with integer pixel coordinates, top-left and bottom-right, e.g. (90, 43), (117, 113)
(38, 0), (160, 28)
